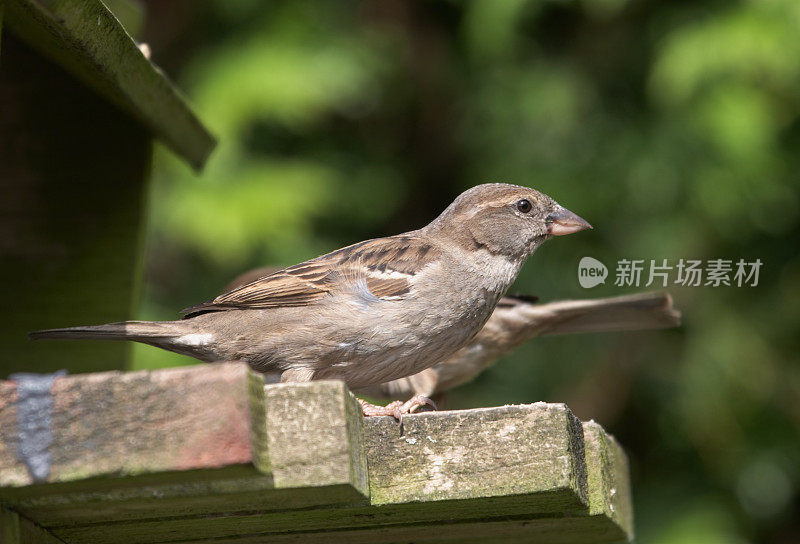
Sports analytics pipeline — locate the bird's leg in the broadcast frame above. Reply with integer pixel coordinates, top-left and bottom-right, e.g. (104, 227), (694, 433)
(357, 395), (438, 421)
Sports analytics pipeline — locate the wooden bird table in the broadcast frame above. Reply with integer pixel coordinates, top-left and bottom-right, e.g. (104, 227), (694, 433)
(0, 363), (633, 543)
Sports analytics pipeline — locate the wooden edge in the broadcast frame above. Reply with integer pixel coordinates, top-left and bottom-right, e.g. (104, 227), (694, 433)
(52, 506), (627, 544)
(101, 0), (144, 39)
(1, 464), (269, 504)
(583, 420), (634, 541)
(344, 385), (370, 499)
(4, 0), (215, 169)
(132, 515), (627, 544)
(246, 370), (270, 475)
(1, 505), (65, 544)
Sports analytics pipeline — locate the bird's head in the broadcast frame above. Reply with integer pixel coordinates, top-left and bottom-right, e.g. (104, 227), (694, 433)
(427, 183), (592, 259)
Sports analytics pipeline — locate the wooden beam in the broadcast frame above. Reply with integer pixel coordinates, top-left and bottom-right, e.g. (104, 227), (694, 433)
(0, 363), (633, 543)
(1, 506), (65, 544)
(4, 0), (215, 169)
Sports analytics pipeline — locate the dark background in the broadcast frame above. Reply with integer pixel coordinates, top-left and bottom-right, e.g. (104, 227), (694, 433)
(131, 1), (799, 542)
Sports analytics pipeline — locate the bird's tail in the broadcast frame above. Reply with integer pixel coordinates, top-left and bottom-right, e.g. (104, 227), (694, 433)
(28, 321), (188, 342)
(503, 291), (681, 336)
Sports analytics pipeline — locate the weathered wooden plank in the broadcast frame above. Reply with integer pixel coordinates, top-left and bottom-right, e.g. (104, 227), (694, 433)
(4, 0), (215, 169)
(150, 515), (625, 544)
(55, 514), (627, 544)
(41, 402), (601, 544)
(13, 479), (367, 533)
(0, 380), (19, 486)
(51, 492), (615, 544)
(363, 403), (587, 508)
(1, 364), (256, 490)
(0, 365), (633, 543)
(0, 368), (370, 528)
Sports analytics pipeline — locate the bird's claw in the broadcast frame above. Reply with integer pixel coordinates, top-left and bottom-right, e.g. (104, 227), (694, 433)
(358, 395), (437, 422)
(392, 394), (437, 422)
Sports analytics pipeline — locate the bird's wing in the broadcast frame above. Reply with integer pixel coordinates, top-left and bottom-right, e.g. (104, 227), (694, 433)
(181, 235), (441, 317)
(524, 291), (681, 335)
(496, 294), (539, 307)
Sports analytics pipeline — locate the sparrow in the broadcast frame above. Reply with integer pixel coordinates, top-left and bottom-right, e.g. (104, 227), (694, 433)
(356, 291), (681, 401)
(29, 183), (591, 417)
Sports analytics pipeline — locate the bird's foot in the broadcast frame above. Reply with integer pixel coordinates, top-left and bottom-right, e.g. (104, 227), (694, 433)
(358, 399), (403, 417)
(358, 395), (438, 421)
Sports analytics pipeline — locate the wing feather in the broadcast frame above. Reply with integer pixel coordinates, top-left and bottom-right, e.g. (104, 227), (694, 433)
(181, 236), (440, 317)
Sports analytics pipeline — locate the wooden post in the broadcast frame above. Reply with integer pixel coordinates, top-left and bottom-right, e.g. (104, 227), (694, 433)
(0, 0), (214, 378)
(0, 363), (633, 543)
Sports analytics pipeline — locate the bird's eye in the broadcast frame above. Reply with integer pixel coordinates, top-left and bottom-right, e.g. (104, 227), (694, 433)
(516, 199), (532, 213)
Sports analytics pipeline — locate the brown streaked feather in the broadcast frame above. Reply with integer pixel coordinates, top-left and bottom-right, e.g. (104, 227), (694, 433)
(181, 236), (441, 317)
(365, 276), (410, 299)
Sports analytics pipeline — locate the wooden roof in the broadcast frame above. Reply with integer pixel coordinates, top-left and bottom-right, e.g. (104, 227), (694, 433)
(4, 0), (215, 170)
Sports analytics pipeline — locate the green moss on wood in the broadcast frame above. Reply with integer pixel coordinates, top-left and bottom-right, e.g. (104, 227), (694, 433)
(583, 421), (634, 540)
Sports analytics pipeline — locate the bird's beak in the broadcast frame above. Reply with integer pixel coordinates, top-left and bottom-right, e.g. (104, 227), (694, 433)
(546, 206), (593, 236)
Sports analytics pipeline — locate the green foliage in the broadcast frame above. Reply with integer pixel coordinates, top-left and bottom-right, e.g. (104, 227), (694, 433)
(134, 0), (800, 541)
